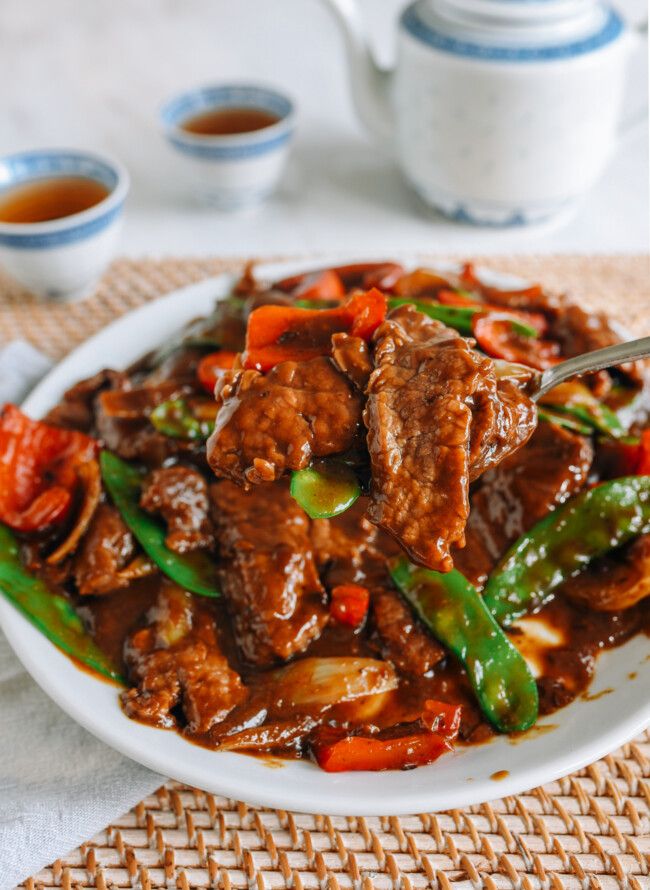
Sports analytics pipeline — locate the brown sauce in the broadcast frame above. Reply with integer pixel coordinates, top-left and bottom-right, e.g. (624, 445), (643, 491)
(490, 770), (509, 781)
(72, 575), (648, 760)
(0, 176), (109, 223)
(181, 107), (279, 136)
(22, 261), (650, 769)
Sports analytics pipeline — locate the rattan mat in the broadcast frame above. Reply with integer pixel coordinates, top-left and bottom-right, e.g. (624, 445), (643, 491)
(4, 254), (650, 890)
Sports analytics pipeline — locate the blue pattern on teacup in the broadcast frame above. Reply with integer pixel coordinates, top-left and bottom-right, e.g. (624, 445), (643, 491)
(161, 84), (294, 134)
(167, 130), (293, 160)
(0, 204), (124, 249)
(0, 149), (125, 249)
(0, 150), (119, 191)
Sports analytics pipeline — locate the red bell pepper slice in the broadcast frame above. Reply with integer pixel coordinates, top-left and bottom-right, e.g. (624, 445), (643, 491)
(274, 262), (404, 293)
(329, 262), (404, 289)
(0, 404), (98, 533)
(330, 584), (370, 627)
(312, 700), (462, 772)
(243, 289), (387, 372)
(610, 429), (650, 476)
(635, 430), (650, 474)
(437, 290), (548, 334)
(472, 313), (560, 370)
(392, 268), (453, 299)
(292, 269), (346, 302)
(313, 732), (449, 772)
(197, 351), (237, 394)
(421, 699), (462, 737)
(460, 262), (544, 306)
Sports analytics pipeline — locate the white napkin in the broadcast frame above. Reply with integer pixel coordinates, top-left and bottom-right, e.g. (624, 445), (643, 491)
(0, 341), (161, 889)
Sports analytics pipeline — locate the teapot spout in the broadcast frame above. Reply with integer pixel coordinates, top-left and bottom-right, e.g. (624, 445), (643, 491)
(320, 0), (393, 145)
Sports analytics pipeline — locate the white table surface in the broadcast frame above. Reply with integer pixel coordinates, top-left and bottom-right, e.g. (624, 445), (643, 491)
(2, 0), (648, 258)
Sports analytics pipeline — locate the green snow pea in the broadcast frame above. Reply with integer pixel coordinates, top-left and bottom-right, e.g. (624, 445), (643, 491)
(0, 524), (123, 682)
(387, 298), (539, 338)
(150, 399), (211, 440)
(290, 460), (361, 519)
(484, 475), (650, 626)
(100, 451), (220, 598)
(390, 558), (539, 733)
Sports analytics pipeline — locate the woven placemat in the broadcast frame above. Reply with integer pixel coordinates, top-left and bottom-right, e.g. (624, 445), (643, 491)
(6, 254), (650, 890)
(1, 254), (649, 358)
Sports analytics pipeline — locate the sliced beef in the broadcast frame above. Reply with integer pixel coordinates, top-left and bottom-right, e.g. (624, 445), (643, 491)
(364, 305), (536, 571)
(453, 422), (594, 587)
(139, 347), (205, 387)
(331, 333), (373, 391)
(469, 378), (537, 479)
(211, 480), (328, 664)
(311, 497), (377, 574)
(73, 503), (135, 595)
(561, 533), (650, 612)
(95, 381), (195, 464)
(140, 466), (214, 554)
(310, 499), (444, 675)
(44, 368), (130, 432)
(207, 357), (363, 486)
(122, 584), (246, 732)
(372, 587), (445, 675)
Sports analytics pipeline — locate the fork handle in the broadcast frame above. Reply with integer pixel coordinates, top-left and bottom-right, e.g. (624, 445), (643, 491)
(534, 335), (650, 400)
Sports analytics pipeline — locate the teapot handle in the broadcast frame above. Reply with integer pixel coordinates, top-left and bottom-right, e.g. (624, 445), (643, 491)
(318, 0), (394, 146)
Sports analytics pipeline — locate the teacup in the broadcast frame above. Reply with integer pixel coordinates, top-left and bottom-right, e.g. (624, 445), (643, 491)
(160, 83), (296, 210)
(0, 148), (129, 301)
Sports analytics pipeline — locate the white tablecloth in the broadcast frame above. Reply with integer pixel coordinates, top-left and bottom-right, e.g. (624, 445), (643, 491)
(0, 342), (161, 890)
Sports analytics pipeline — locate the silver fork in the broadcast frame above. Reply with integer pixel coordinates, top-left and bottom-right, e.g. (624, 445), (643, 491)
(531, 336), (650, 401)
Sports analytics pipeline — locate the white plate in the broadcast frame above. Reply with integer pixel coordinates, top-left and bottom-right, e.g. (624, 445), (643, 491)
(2, 257), (649, 816)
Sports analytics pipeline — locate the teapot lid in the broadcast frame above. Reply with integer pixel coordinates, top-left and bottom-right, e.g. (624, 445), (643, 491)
(401, 0), (625, 60)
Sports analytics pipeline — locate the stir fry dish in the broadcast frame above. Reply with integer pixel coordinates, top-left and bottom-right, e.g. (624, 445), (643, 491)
(2, 260), (650, 773)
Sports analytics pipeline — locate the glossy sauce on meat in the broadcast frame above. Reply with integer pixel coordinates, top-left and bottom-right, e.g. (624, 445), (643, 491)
(21, 263), (650, 766)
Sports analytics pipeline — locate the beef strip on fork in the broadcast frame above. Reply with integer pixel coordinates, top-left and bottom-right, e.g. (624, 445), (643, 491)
(364, 305), (536, 571)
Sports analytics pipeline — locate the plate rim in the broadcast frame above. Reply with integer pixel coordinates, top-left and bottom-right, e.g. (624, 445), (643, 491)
(2, 255), (649, 816)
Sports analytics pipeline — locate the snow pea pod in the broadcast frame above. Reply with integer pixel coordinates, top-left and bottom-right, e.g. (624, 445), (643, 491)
(100, 451), (220, 598)
(388, 298), (476, 334)
(0, 524), (123, 682)
(387, 298), (539, 338)
(484, 476), (650, 626)
(537, 408), (593, 436)
(549, 403), (623, 438)
(150, 399), (211, 440)
(290, 460), (360, 519)
(390, 558), (539, 733)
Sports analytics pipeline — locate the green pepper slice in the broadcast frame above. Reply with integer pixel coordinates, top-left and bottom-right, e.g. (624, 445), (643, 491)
(390, 558), (539, 733)
(387, 298), (539, 338)
(388, 298), (476, 334)
(539, 382), (624, 438)
(100, 451), (220, 598)
(484, 475), (650, 626)
(150, 399), (211, 440)
(290, 460), (360, 519)
(537, 408), (594, 436)
(0, 524), (123, 682)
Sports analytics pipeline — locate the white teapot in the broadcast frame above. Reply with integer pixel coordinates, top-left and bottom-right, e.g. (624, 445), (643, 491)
(321, 0), (640, 225)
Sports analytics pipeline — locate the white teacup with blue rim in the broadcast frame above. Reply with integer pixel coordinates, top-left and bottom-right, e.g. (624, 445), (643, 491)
(0, 148), (129, 301)
(161, 83), (296, 210)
